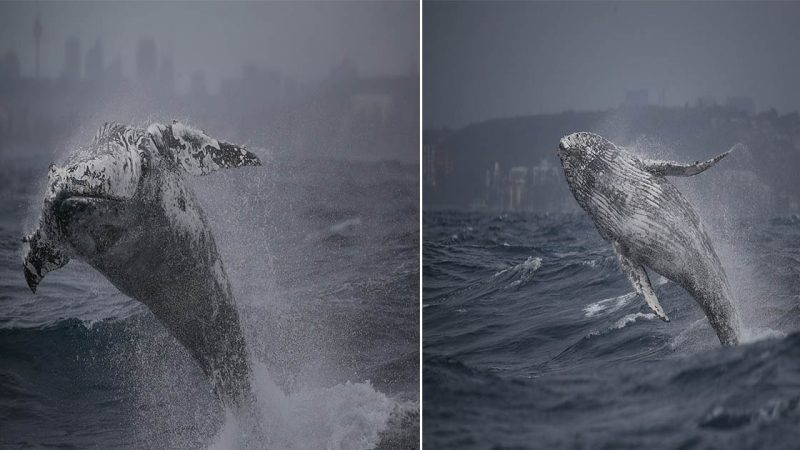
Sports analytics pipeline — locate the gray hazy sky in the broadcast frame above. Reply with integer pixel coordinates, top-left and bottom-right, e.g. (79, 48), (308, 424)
(0, 1), (419, 92)
(424, 1), (800, 129)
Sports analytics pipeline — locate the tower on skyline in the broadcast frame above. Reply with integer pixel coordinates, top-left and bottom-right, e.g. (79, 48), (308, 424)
(33, 14), (41, 79)
(136, 38), (157, 86)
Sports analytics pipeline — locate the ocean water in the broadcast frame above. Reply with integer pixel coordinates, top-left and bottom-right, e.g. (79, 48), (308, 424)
(0, 146), (419, 448)
(423, 210), (800, 449)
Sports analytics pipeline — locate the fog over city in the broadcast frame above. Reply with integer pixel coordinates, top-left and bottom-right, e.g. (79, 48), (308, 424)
(1, 1), (418, 93)
(423, 5), (800, 448)
(425, 1), (800, 129)
(0, 3), (421, 446)
(0, 1), (419, 162)
(424, 1), (800, 217)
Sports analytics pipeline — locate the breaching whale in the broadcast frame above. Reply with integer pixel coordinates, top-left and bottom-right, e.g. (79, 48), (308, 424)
(22, 121), (261, 406)
(558, 132), (742, 346)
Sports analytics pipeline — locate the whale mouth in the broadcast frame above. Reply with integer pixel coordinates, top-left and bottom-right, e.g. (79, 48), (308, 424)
(59, 194), (121, 204)
(56, 194), (119, 209)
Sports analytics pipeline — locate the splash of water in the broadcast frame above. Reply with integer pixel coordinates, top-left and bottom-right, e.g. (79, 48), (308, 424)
(210, 362), (405, 450)
(583, 277), (667, 318)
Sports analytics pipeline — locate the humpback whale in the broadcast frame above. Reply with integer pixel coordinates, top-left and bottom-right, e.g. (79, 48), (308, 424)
(558, 132), (742, 346)
(22, 121), (261, 407)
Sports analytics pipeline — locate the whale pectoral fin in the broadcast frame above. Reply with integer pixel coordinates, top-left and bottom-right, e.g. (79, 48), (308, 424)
(641, 143), (741, 177)
(22, 228), (70, 293)
(612, 242), (669, 322)
(148, 121), (261, 176)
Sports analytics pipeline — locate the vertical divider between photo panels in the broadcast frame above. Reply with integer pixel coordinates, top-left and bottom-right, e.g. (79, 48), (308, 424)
(417, 0), (424, 448)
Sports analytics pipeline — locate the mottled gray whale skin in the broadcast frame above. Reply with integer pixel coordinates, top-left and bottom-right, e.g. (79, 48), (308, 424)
(22, 121), (261, 407)
(558, 132), (742, 346)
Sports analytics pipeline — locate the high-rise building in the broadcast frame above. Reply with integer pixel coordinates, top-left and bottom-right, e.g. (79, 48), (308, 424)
(85, 39), (104, 82)
(158, 55), (175, 95)
(508, 166), (528, 211)
(62, 37), (81, 81)
(190, 70), (208, 97)
(1, 50), (21, 80)
(725, 96), (755, 115)
(624, 89), (649, 108)
(33, 14), (41, 79)
(136, 38), (157, 86)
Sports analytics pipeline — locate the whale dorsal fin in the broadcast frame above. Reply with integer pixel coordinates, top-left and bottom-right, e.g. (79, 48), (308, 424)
(147, 121), (261, 176)
(640, 143), (740, 177)
(612, 242), (669, 322)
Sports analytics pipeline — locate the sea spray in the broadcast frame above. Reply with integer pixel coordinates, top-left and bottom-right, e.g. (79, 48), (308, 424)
(210, 362), (396, 449)
(0, 151), (419, 447)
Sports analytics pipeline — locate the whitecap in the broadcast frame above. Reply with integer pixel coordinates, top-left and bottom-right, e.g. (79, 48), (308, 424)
(494, 256), (542, 290)
(583, 291), (637, 318)
(583, 277), (668, 318)
(210, 362), (404, 450)
(585, 312), (657, 339)
(612, 312), (657, 330)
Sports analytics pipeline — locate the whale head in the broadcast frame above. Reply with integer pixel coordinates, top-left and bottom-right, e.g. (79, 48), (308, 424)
(23, 127), (149, 291)
(557, 132), (613, 168)
(557, 132), (620, 194)
(23, 121), (261, 293)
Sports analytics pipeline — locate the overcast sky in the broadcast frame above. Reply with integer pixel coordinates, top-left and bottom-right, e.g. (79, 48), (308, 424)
(0, 1), (419, 93)
(424, 1), (800, 129)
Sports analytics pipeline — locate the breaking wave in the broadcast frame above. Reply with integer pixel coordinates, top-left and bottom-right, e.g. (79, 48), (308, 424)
(425, 211), (800, 448)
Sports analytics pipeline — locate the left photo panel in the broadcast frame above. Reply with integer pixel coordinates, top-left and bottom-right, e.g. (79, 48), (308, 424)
(0, 1), (419, 448)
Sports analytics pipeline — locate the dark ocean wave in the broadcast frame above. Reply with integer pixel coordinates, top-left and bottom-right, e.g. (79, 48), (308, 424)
(424, 211), (800, 449)
(1, 153), (419, 448)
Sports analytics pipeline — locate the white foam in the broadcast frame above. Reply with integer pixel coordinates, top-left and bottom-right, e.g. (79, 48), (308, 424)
(583, 276), (668, 318)
(612, 312), (657, 330)
(741, 326), (786, 344)
(584, 291), (638, 317)
(329, 217), (362, 234)
(304, 216), (363, 241)
(210, 362), (399, 450)
(586, 312), (658, 338)
(580, 258), (600, 268)
(494, 256), (542, 290)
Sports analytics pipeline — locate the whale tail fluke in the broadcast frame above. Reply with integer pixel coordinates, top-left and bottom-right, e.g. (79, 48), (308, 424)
(640, 143), (742, 177)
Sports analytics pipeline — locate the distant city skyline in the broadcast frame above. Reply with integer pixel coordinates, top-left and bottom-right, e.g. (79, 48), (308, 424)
(0, 1), (419, 94)
(424, 1), (800, 129)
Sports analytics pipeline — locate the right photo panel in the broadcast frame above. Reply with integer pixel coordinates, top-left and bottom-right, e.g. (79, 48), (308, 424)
(423, 1), (800, 448)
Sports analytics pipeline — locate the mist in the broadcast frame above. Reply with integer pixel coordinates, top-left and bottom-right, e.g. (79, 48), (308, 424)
(424, 1), (800, 129)
(0, 0), (420, 162)
(1, 1), (418, 92)
(0, 2), (420, 447)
